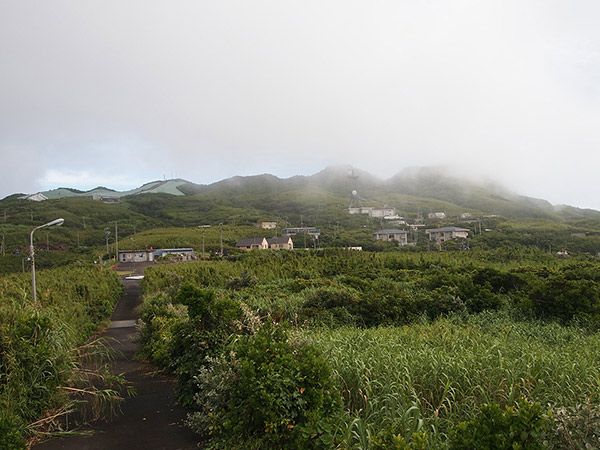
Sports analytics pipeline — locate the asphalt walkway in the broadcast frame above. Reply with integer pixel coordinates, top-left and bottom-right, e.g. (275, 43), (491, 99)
(34, 263), (198, 450)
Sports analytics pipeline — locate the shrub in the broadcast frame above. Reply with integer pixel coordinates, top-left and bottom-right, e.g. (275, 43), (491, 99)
(170, 283), (244, 406)
(0, 412), (27, 450)
(188, 323), (342, 449)
(529, 275), (600, 323)
(302, 285), (361, 327)
(227, 269), (258, 290)
(448, 399), (549, 450)
(372, 431), (427, 450)
(547, 401), (600, 449)
(136, 292), (188, 368)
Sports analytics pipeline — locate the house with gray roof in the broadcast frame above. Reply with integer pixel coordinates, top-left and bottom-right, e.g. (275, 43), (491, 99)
(267, 236), (293, 250)
(236, 237), (269, 251)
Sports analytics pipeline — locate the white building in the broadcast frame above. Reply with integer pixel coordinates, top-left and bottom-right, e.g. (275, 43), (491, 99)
(425, 227), (469, 243)
(119, 250), (154, 263)
(255, 221), (277, 229)
(153, 248), (195, 260)
(428, 212), (446, 219)
(373, 229), (409, 246)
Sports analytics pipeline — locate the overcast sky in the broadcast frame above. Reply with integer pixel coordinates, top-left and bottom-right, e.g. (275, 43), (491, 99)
(1, 1), (599, 208)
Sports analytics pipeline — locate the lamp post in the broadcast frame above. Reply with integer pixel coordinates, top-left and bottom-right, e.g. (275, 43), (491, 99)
(30, 218), (64, 302)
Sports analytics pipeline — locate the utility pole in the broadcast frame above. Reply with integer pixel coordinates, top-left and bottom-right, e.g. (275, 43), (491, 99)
(105, 228), (110, 256)
(82, 217), (86, 229)
(115, 222), (118, 262)
(202, 230), (205, 259)
(219, 223), (223, 256)
(1, 233), (4, 256)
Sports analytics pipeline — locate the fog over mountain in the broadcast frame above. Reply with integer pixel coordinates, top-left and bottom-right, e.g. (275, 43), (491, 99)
(1, 1), (599, 208)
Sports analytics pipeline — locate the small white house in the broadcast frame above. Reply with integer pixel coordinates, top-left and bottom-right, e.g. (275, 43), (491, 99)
(373, 229), (409, 245)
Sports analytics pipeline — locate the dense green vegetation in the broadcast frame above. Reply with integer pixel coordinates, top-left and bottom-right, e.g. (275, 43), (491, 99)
(0, 266), (124, 448)
(137, 251), (600, 448)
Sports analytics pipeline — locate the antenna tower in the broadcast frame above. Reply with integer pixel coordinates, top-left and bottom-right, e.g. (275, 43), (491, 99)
(347, 167), (361, 208)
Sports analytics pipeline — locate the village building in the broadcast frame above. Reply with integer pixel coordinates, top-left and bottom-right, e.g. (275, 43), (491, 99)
(373, 229), (409, 246)
(267, 236), (294, 250)
(153, 248), (195, 261)
(348, 207), (368, 215)
(236, 237), (269, 251)
(348, 207), (397, 218)
(118, 249), (154, 263)
(369, 208), (396, 218)
(282, 227), (321, 239)
(255, 221), (277, 229)
(425, 227), (469, 243)
(428, 212), (446, 219)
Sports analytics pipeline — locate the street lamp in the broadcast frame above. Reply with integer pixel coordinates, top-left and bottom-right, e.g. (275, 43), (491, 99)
(30, 218), (64, 302)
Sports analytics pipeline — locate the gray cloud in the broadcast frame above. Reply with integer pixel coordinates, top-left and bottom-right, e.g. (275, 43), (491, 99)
(1, 1), (599, 208)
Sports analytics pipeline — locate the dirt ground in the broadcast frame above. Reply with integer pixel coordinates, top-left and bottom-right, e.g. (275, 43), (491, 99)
(33, 262), (199, 450)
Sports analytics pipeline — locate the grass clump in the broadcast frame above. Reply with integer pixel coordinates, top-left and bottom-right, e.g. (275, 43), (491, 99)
(0, 266), (123, 446)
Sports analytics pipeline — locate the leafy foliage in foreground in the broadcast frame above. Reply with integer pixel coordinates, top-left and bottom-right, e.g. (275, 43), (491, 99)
(187, 323), (342, 450)
(0, 266), (123, 447)
(137, 251), (600, 448)
(448, 400), (549, 450)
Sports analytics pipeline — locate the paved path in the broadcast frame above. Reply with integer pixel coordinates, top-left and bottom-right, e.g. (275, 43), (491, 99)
(34, 264), (199, 450)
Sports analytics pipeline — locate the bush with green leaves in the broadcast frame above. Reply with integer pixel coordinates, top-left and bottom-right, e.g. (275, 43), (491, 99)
(187, 322), (342, 449)
(137, 282), (246, 406)
(136, 292), (188, 368)
(372, 431), (427, 450)
(448, 399), (549, 450)
(546, 401), (600, 449)
(0, 411), (27, 450)
(529, 273), (600, 323)
(172, 285), (244, 406)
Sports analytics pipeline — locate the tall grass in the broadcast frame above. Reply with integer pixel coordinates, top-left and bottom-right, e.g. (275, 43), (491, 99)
(0, 266), (123, 447)
(309, 311), (600, 448)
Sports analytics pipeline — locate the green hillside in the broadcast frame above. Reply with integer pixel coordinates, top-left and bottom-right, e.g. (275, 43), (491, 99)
(3, 166), (600, 275)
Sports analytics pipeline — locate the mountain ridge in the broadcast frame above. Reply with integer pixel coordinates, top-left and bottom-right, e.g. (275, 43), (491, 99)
(11, 166), (600, 221)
